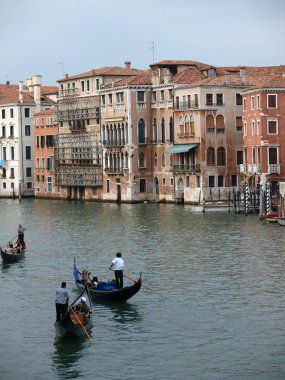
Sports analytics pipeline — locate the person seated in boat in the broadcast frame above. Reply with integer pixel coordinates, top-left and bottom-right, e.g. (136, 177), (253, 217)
(90, 276), (99, 289)
(81, 269), (91, 284)
(6, 242), (14, 253)
(74, 297), (91, 323)
(15, 241), (22, 253)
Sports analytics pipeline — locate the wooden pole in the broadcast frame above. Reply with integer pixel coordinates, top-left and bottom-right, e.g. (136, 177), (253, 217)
(70, 309), (94, 344)
(123, 274), (160, 294)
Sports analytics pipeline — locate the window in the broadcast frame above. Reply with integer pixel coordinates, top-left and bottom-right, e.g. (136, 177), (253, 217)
(152, 92), (156, 102)
(27, 182), (32, 189)
(26, 167), (32, 177)
(46, 135), (54, 147)
(218, 176), (224, 187)
(3, 147), (6, 160)
(161, 118), (165, 143)
(96, 79), (100, 90)
(138, 118), (146, 144)
(209, 176), (215, 187)
(251, 96), (255, 110)
(10, 125), (14, 137)
(236, 117), (243, 132)
(35, 118), (39, 127)
(208, 68), (216, 77)
(236, 94), (242, 105)
(217, 147), (226, 166)
(47, 177), (52, 192)
(11, 147), (14, 160)
(162, 153), (166, 167)
(139, 179), (146, 193)
(86, 80), (90, 92)
(24, 108), (30, 117)
(169, 117), (174, 143)
(2, 168), (6, 178)
(216, 93), (223, 106)
(2, 125), (5, 137)
(36, 136), (40, 148)
(187, 95), (191, 108)
(108, 94), (113, 106)
(26, 146), (31, 160)
(3, 182), (6, 188)
(154, 153), (158, 167)
(237, 151), (243, 165)
(116, 92), (124, 105)
(153, 118), (157, 144)
(231, 175), (237, 186)
(101, 95), (105, 106)
(252, 147), (256, 164)
(160, 90), (164, 102)
(196, 176), (200, 188)
(81, 81), (85, 92)
(206, 94), (213, 106)
(176, 96), (179, 109)
(10, 109), (14, 118)
(243, 98), (246, 111)
(168, 89), (173, 100)
(25, 125), (31, 136)
(257, 120), (261, 135)
(268, 147), (277, 164)
(268, 120), (277, 134)
(194, 94), (199, 107)
(41, 136), (45, 148)
(243, 122), (247, 136)
(36, 158), (40, 169)
(137, 91), (145, 103)
(251, 120), (255, 135)
(106, 180), (110, 193)
(257, 95), (260, 109)
(267, 94), (277, 108)
(2, 109), (5, 119)
(207, 147), (215, 166)
(10, 168), (14, 178)
(139, 152), (145, 167)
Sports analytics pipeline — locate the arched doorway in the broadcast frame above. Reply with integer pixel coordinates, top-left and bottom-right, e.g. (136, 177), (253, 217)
(177, 178), (184, 203)
(154, 177), (159, 197)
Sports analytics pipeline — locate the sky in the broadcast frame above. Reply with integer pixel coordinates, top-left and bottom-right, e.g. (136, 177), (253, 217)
(0, 0), (285, 86)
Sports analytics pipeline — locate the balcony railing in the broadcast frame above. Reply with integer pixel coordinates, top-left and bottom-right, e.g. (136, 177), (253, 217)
(103, 139), (125, 147)
(174, 101), (199, 110)
(268, 164), (280, 174)
(104, 167), (124, 175)
(172, 164), (201, 173)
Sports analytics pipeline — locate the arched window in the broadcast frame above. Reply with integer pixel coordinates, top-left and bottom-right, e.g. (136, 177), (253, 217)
(190, 115), (194, 134)
(217, 146), (226, 166)
(185, 116), (190, 135)
(124, 151), (128, 169)
(207, 147), (215, 166)
(162, 153), (166, 167)
(139, 152), (145, 167)
(169, 117), (174, 143)
(206, 115), (215, 132)
(154, 153), (158, 167)
(161, 118), (165, 143)
(179, 116), (185, 135)
(216, 115), (225, 131)
(104, 153), (108, 168)
(153, 118), (157, 144)
(138, 118), (146, 144)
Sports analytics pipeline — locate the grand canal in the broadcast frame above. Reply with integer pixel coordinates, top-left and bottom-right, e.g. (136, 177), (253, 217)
(0, 199), (285, 380)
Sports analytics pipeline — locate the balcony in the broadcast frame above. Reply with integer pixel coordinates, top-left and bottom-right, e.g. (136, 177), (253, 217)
(268, 164), (280, 174)
(103, 139), (125, 147)
(104, 167), (124, 175)
(174, 101), (199, 111)
(172, 164), (201, 173)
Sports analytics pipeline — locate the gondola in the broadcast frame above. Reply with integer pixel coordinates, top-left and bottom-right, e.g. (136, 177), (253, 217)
(73, 266), (142, 302)
(54, 284), (93, 338)
(0, 237), (26, 263)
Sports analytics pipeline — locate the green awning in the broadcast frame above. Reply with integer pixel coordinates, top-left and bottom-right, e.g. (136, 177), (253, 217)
(165, 144), (198, 154)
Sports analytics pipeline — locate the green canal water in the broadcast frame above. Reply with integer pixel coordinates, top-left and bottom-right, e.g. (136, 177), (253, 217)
(0, 199), (285, 380)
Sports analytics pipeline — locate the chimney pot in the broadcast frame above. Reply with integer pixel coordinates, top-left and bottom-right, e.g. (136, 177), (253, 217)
(124, 61), (131, 69)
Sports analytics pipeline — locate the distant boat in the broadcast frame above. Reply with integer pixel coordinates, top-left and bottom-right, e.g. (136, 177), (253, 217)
(0, 237), (26, 263)
(54, 284), (92, 338)
(73, 265), (142, 303)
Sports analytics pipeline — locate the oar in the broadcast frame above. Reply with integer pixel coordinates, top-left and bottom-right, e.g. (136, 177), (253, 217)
(124, 274), (160, 294)
(70, 308), (94, 344)
(2, 234), (19, 248)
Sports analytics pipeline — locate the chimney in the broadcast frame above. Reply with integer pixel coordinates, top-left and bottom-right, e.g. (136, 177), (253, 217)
(124, 61), (131, 69)
(19, 81), (23, 103)
(240, 69), (247, 85)
(26, 78), (33, 91)
(225, 74), (231, 86)
(64, 74), (69, 79)
(6, 80), (10, 86)
(32, 75), (42, 112)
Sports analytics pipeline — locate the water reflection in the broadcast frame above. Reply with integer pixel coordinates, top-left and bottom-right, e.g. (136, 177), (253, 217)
(96, 302), (142, 325)
(52, 338), (85, 380)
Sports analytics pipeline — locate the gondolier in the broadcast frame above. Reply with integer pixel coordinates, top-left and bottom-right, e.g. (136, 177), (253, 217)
(55, 282), (69, 321)
(109, 252), (125, 289)
(18, 224), (25, 243)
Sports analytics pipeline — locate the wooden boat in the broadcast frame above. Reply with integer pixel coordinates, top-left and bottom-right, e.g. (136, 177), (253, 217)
(262, 211), (280, 223)
(54, 284), (93, 338)
(0, 238), (26, 263)
(73, 266), (142, 302)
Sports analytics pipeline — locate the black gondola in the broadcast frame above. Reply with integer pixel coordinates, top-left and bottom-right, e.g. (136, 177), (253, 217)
(0, 237), (26, 263)
(54, 284), (93, 338)
(73, 266), (142, 303)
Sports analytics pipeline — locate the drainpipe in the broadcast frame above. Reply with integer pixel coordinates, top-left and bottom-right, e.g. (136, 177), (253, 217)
(127, 88), (134, 201)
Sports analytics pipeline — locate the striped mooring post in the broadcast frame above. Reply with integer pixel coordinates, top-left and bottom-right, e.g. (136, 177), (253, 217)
(266, 182), (271, 214)
(244, 182), (249, 215)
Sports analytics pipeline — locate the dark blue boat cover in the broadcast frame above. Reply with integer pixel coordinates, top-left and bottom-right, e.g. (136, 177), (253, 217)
(96, 281), (118, 291)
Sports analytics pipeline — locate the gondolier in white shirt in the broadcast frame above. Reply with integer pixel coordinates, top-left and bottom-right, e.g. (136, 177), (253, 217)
(55, 282), (69, 321)
(109, 252), (125, 289)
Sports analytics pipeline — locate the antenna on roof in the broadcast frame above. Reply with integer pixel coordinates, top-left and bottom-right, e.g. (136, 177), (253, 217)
(149, 41), (155, 63)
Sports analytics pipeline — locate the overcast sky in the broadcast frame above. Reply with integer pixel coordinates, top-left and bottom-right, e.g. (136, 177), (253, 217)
(1, 0), (285, 85)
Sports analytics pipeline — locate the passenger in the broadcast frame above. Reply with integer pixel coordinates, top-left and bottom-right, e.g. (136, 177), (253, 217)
(91, 276), (99, 288)
(82, 269), (92, 285)
(16, 241), (22, 253)
(74, 296), (91, 323)
(6, 242), (14, 253)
